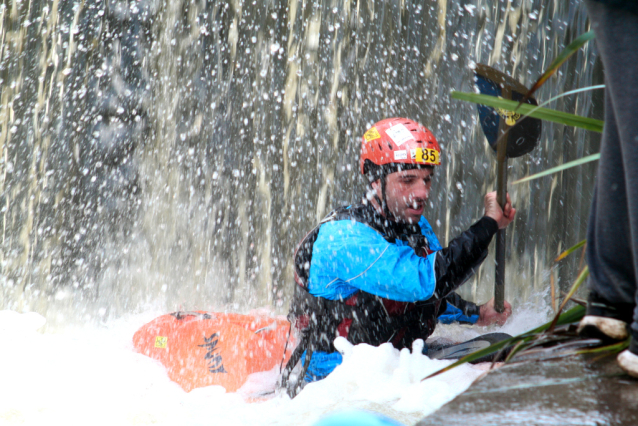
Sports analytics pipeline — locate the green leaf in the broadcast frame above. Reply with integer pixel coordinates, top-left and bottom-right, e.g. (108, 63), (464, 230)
(561, 266), (589, 309)
(574, 339), (629, 355)
(422, 305), (586, 380)
(536, 85), (605, 111)
(452, 91), (604, 133)
(555, 240), (587, 262)
(504, 339), (532, 363)
(548, 266), (589, 332)
(519, 31), (596, 108)
(513, 153), (600, 185)
(551, 304), (587, 326)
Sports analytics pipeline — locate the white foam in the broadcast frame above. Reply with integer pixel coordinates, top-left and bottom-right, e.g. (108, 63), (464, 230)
(0, 310), (46, 335)
(0, 310), (509, 426)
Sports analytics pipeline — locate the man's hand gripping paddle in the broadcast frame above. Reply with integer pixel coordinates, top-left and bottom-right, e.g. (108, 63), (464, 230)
(473, 64), (542, 313)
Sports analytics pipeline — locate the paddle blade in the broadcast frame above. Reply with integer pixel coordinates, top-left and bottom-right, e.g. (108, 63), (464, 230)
(473, 64), (542, 158)
(520, 31), (596, 107)
(422, 305), (586, 380)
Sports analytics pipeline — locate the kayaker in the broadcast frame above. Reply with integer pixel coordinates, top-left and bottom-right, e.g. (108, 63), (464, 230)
(283, 117), (514, 391)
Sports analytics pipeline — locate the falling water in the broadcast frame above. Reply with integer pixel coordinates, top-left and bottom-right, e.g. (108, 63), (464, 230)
(1, 0), (601, 327)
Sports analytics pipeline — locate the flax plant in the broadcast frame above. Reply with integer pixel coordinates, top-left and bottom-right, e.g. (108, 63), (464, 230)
(423, 31), (632, 380)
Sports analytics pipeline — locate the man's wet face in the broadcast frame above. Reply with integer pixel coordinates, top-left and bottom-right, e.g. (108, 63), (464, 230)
(379, 168), (434, 224)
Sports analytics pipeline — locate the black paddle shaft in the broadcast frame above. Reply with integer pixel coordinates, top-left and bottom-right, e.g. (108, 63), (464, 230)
(495, 155), (508, 314)
(494, 89), (509, 315)
(473, 64), (543, 314)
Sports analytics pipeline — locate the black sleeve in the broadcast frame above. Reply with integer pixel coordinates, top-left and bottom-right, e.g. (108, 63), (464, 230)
(444, 292), (481, 317)
(430, 216), (499, 301)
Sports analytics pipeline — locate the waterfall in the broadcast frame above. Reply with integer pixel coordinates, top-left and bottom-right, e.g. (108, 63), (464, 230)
(0, 0), (601, 326)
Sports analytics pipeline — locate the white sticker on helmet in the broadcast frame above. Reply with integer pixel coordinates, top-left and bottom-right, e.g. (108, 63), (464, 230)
(394, 150), (408, 160)
(386, 124), (415, 146)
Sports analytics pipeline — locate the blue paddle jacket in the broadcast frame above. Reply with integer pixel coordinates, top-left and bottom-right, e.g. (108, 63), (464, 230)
(286, 202), (499, 383)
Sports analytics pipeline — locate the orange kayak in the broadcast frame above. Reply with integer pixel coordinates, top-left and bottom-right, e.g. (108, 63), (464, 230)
(132, 311), (294, 392)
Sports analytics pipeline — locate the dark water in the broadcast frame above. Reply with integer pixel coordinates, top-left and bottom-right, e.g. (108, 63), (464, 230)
(0, 0), (601, 324)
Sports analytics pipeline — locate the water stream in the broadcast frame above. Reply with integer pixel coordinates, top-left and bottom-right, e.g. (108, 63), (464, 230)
(1, 0), (601, 324)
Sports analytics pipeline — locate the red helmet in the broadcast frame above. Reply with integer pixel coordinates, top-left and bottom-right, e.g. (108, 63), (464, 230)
(360, 118), (441, 179)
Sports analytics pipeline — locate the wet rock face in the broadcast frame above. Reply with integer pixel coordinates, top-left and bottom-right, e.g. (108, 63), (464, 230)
(1, 0), (601, 320)
(417, 355), (638, 426)
(74, 0), (153, 274)
(0, 0), (153, 305)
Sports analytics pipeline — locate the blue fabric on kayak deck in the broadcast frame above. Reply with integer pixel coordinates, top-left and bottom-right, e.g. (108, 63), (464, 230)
(437, 302), (479, 325)
(308, 216), (440, 302)
(313, 409), (404, 426)
(301, 350), (343, 383)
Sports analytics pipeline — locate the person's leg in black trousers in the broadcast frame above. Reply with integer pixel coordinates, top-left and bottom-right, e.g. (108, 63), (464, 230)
(579, 1), (638, 375)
